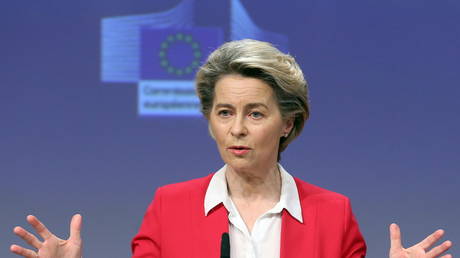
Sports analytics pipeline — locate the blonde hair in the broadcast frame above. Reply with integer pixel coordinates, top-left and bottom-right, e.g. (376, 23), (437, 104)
(195, 39), (310, 160)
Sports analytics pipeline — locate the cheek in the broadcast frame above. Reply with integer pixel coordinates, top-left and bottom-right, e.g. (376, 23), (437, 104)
(210, 123), (227, 146)
(254, 125), (282, 147)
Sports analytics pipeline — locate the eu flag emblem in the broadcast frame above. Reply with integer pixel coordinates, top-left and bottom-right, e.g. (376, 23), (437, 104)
(141, 27), (223, 80)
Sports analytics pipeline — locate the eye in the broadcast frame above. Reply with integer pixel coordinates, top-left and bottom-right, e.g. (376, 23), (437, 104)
(217, 109), (232, 117)
(249, 111), (264, 119)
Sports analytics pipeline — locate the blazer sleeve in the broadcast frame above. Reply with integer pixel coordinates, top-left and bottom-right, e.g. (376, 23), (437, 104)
(131, 187), (163, 258)
(342, 198), (367, 258)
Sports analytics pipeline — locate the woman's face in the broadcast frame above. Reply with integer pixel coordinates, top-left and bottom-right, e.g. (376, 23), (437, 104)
(209, 74), (293, 172)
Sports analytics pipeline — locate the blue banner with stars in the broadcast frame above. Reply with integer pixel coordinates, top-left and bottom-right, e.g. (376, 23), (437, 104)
(140, 27), (224, 80)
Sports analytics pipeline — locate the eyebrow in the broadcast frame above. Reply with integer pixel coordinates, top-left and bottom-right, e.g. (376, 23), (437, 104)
(246, 103), (269, 110)
(214, 103), (269, 110)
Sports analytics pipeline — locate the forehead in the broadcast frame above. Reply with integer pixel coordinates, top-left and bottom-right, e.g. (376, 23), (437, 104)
(213, 74), (276, 105)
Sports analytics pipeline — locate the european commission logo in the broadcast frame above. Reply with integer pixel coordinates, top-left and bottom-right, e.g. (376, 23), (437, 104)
(101, 0), (288, 116)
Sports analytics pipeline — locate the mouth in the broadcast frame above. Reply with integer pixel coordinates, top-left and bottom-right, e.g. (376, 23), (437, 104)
(227, 146), (251, 155)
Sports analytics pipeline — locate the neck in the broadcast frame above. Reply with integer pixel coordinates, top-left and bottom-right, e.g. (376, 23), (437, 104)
(225, 163), (281, 202)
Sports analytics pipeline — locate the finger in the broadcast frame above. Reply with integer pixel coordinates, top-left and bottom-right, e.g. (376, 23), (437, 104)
(389, 223), (402, 250)
(69, 214), (82, 242)
(13, 226), (43, 249)
(27, 215), (52, 240)
(426, 240), (452, 257)
(10, 244), (38, 258)
(418, 229), (444, 250)
(440, 255), (452, 258)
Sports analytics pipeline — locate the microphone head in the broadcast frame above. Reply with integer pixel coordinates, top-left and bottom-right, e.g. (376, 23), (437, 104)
(220, 232), (230, 258)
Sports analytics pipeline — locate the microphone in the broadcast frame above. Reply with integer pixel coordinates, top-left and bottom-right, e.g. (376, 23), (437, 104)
(220, 232), (230, 258)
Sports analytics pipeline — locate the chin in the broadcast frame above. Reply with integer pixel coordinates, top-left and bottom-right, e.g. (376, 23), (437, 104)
(224, 157), (257, 172)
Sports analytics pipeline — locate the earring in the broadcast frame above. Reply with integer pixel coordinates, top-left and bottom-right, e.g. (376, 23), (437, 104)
(284, 132), (289, 138)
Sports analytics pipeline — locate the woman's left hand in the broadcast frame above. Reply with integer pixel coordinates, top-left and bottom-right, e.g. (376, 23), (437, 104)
(10, 214), (82, 258)
(389, 223), (453, 258)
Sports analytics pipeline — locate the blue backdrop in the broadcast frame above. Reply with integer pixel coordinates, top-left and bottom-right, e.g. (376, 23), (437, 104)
(1, 0), (458, 257)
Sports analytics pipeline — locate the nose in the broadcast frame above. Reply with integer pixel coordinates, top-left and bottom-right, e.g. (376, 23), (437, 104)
(230, 114), (248, 137)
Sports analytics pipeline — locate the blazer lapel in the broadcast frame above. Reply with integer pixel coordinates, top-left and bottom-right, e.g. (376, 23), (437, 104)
(280, 201), (318, 257)
(192, 203), (229, 258)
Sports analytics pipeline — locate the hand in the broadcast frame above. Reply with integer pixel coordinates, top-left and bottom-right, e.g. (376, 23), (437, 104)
(10, 214), (83, 258)
(389, 223), (453, 258)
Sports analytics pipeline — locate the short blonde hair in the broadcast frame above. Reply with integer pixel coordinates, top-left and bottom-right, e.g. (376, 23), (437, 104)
(195, 39), (310, 160)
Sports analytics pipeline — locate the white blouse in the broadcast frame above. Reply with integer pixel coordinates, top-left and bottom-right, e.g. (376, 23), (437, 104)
(204, 164), (303, 258)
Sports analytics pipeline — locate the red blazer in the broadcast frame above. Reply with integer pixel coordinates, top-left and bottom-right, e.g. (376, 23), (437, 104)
(132, 173), (366, 258)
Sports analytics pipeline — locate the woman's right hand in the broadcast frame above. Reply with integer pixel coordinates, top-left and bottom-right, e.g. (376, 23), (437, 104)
(389, 223), (452, 258)
(10, 214), (83, 258)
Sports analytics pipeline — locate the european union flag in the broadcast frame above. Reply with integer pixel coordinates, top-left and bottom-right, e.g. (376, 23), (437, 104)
(140, 27), (223, 80)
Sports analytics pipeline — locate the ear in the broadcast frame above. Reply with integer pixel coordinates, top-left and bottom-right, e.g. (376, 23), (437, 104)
(282, 116), (294, 137)
(208, 123), (216, 140)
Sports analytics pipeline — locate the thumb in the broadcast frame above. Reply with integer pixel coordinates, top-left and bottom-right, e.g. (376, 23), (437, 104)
(69, 214), (82, 243)
(389, 223), (403, 251)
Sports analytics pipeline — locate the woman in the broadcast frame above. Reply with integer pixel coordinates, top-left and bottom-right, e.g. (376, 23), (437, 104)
(10, 39), (453, 258)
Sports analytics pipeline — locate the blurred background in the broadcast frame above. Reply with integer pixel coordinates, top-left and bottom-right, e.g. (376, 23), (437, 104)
(1, 0), (458, 257)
